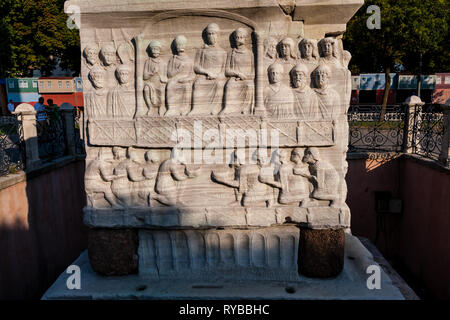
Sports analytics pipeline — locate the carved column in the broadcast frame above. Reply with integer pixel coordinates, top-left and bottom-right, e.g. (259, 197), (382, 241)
(254, 31), (265, 116)
(60, 103), (76, 155)
(134, 35), (146, 118)
(13, 103), (41, 170)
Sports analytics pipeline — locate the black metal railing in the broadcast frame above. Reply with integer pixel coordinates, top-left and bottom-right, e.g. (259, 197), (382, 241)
(0, 116), (25, 176)
(348, 104), (445, 162)
(37, 109), (68, 160)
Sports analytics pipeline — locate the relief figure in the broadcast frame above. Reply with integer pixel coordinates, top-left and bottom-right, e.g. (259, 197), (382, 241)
(312, 64), (340, 119)
(143, 40), (167, 116)
(221, 28), (255, 115)
(302, 147), (339, 207)
(190, 23), (227, 116)
(86, 65), (108, 118)
(290, 63), (319, 119)
(264, 62), (295, 119)
(165, 35), (195, 116)
(107, 64), (135, 118)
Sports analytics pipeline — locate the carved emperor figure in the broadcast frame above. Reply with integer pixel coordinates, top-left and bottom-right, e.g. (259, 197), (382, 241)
(221, 27), (255, 115)
(165, 35), (195, 116)
(100, 44), (118, 86)
(143, 40), (167, 116)
(190, 23), (227, 116)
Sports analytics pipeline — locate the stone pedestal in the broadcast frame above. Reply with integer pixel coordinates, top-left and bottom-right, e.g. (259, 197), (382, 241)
(298, 228), (345, 278)
(67, 0), (363, 281)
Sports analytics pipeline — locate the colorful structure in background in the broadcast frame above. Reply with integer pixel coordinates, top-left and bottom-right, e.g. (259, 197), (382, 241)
(37, 77), (84, 108)
(350, 73), (448, 105)
(0, 77), (84, 115)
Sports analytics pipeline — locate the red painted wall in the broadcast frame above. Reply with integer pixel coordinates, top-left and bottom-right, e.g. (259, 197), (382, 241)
(0, 160), (87, 300)
(346, 156), (450, 299)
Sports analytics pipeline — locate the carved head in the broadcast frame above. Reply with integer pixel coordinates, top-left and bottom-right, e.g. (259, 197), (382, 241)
(277, 149), (289, 164)
(299, 38), (318, 60)
(290, 63), (309, 89)
(264, 37), (278, 59)
(88, 64), (106, 89)
(267, 62), (283, 84)
(174, 35), (187, 54)
(204, 23), (220, 46)
(303, 147), (320, 164)
(84, 44), (99, 65)
(170, 147), (187, 165)
(233, 28), (248, 47)
(319, 37), (338, 59)
(145, 150), (160, 163)
(112, 146), (126, 160)
(148, 40), (162, 58)
(100, 44), (117, 66)
(290, 148), (304, 164)
(115, 64), (132, 85)
(279, 37), (296, 60)
(313, 64), (331, 89)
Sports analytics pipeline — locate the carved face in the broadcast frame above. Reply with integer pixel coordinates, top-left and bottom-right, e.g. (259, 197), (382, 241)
(175, 41), (186, 54)
(278, 150), (289, 164)
(301, 42), (313, 58)
(268, 65), (283, 84)
(292, 70), (307, 89)
(265, 39), (277, 59)
(89, 71), (105, 89)
(85, 48), (99, 65)
(112, 147), (126, 160)
(205, 30), (218, 46)
(101, 47), (117, 66)
(302, 150), (315, 164)
(290, 148), (303, 164)
(117, 69), (131, 85)
(149, 46), (161, 58)
(234, 30), (246, 46)
(321, 40), (334, 57)
(315, 70), (330, 89)
(280, 42), (291, 58)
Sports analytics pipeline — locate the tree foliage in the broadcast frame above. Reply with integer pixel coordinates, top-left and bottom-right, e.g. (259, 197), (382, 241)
(0, 0), (80, 77)
(344, 0), (449, 74)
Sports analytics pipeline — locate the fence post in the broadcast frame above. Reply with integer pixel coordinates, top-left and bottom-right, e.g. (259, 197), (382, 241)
(60, 103), (76, 156)
(438, 100), (450, 167)
(402, 95), (424, 154)
(12, 103), (41, 170)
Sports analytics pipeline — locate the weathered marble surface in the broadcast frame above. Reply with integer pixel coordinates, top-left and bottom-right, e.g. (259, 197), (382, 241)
(42, 234), (407, 300)
(67, 0), (363, 280)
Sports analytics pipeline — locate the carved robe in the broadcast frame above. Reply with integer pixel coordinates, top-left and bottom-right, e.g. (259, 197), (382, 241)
(107, 84), (135, 118)
(264, 83), (295, 119)
(222, 48), (255, 115)
(239, 164), (273, 207)
(85, 89), (108, 119)
(165, 54), (194, 116)
(277, 163), (310, 204)
(293, 86), (319, 119)
(143, 57), (166, 116)
(314, 87), (340, 119)
(191, 44), (227, 115)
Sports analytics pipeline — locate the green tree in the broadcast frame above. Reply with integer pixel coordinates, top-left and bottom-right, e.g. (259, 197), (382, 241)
(344, 0), (449, 117)
(0, 0), (80, 77)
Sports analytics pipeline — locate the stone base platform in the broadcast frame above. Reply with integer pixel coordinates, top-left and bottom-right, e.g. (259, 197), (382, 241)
(42, 234), (410, 300)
